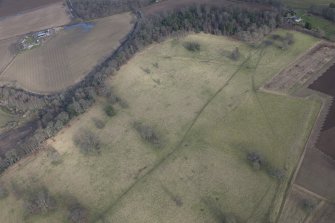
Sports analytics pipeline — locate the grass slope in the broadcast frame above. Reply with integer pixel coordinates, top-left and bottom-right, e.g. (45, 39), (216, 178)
(283, 0), (333, 9)
(0, 31), (320, 223)
(297, 10), (335, 40)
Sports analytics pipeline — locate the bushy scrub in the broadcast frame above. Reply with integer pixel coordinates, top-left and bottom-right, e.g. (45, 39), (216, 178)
(73, 129), (101, 155)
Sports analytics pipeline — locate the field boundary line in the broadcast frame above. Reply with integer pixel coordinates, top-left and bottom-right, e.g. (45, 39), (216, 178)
(293, 184), (329, 202)
(304, 200), (326, 223)
(274, 94), (326, 223)
(273, 42), (335, 222)
(0, 53), (18, 77)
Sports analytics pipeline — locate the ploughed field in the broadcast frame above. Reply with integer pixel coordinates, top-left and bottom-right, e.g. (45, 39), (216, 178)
(309, 64), (335, 159)
(0, 0), (62, 18)
(0, 1), (70, 40)
(0, 12), (133, 93)
(0, 31), (320, 223)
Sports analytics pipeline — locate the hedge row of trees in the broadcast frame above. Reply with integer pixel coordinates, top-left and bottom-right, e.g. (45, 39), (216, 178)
(309, 4), (335, 22)
(0, 4), (282, 173)
(239, 0), (282, 7)
(70, 0), (153, 19)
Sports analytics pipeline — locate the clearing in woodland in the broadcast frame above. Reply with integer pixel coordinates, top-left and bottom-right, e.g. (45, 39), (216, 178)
(0, 12), (133, 94)
(0, 31), (320, 223)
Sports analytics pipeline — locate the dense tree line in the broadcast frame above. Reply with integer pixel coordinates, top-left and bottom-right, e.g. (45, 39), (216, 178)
(309, 4), (335, 22)
(70, 0), (153, 19)
(239, 0), (282, 7)
(0, 4), (282, 174)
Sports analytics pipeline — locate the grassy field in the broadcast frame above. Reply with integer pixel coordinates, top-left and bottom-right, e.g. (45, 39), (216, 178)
(0, 13), (133, 93)
(0, 31), (321, 223)
(296, 10), (335, 40)
(283, 0), (333, 9)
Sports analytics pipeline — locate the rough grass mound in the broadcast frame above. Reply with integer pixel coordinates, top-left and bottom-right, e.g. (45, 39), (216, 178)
(133, 122), (161, 146)
(184, 41), (201, 52)
(73, 129), (101, 155)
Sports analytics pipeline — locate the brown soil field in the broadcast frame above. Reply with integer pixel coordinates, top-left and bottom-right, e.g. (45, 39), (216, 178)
(143, 0), (271, 16)
(0, 38), (18, 74)
(0, 0), (62, 18)
(317, 127), (335, 159)
(309, 64), (335, 131)
(0, 2), (70, 41)
(0, 13), (133, 93)
(309, 64), (335, 158)
(295, 148), (335, 201)
(264, 43), (335, 92)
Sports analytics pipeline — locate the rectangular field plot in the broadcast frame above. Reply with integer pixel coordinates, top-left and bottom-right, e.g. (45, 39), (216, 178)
(0, 12), (133, 93)
(0, 2), (70, 40)
(0, 32), (321, 223)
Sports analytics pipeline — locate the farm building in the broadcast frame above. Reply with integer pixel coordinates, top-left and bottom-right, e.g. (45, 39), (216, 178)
(35, 29), (51, 38)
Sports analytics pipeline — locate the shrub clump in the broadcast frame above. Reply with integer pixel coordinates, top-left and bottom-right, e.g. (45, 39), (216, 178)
(247, 152), (263, 170)
(270, 33), (295, 50)
(184, 41), (201, 52)
(68, 202), (89, 223)
(92, 118), (106, 129)
(46, 146), (62, 165)
(104, 105), (116, 117)
(134, 122), (161, 146)
(267, 167), (286, 181)
(247, 152), (286, 181)
(301, 199), (315, 212)
(223, 214), (238, 223)
(73, 129), (101, 155)
(230, 47), (241, 61)
(23, 187), (57, 216)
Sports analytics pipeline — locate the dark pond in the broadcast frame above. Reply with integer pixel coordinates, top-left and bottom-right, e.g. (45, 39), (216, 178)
(64, 22), (95, 32)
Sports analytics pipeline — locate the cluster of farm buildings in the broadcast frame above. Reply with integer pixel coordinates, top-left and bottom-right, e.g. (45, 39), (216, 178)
(20, 29), (54, 50)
